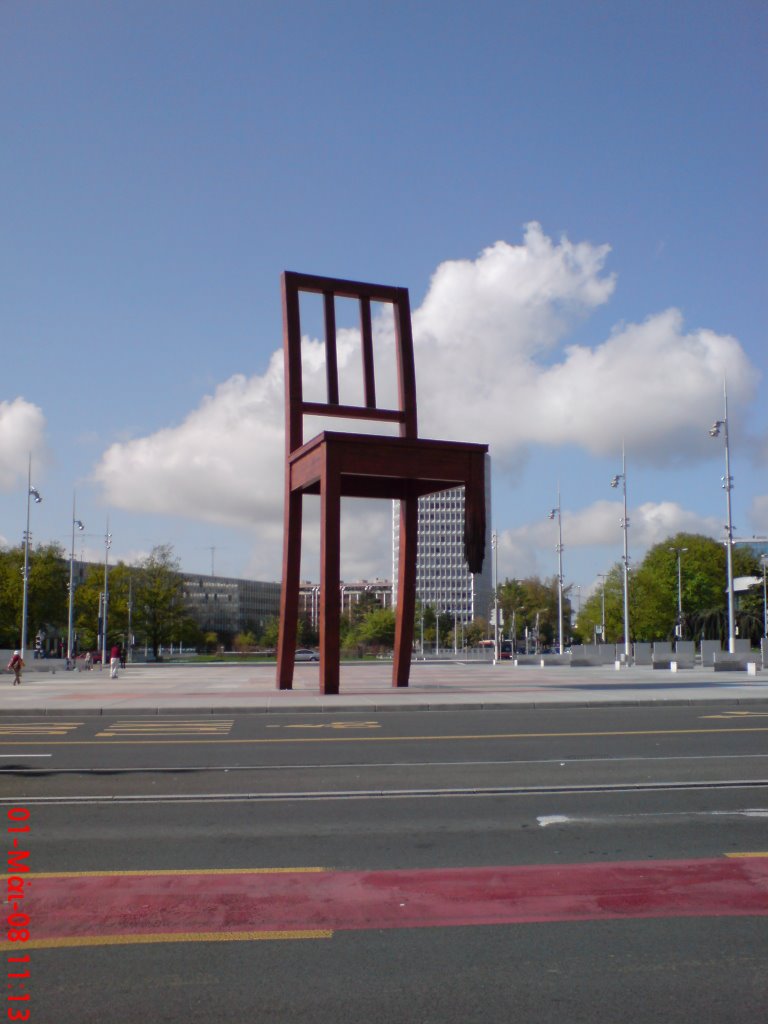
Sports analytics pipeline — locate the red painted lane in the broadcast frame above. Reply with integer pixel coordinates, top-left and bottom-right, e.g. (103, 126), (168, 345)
(10, 858), (768, 947)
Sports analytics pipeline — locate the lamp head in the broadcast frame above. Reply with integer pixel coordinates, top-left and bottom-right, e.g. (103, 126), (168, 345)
(709, 422), (721, 437)
(548, 510), (557, 520)
(610, 476), (620, 489)
(29, 488), (42, 504)
(75, 520), (85, 531)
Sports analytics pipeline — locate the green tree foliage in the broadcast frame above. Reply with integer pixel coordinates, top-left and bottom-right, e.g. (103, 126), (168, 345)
(463, 619), (487, 647)
(496, 576), (572, 649)
(577, 535), (765, 645)
(132, 545), (194, 658)
(234, 631), (257, 651)
(576, 565), (624, 644)
(260, 617), (280, 649)
(73, 561), (133, 652)
(0, 546), (26, 647)
(354, 607), (397, 648)
(0, 543), (69, 648)
(296, 616), (317, 647)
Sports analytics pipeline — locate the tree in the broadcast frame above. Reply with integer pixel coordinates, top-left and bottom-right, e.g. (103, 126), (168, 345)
(569, 565), (624, 644)
(0, 547), (25, 648)
(497, 576), (569, 650)
(0, 543), (69, 650)
(464, 619), (487, 647)
(234, 631), (258, 652)
(631, 533), (754, 642)
(73, 561), (133, 653)
(133, 545), (191, 658)
(260, 617), (280, 649)
(355, 607), (397, 649)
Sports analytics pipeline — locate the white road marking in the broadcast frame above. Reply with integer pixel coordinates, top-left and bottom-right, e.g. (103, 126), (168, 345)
(538, 808), (768, 826)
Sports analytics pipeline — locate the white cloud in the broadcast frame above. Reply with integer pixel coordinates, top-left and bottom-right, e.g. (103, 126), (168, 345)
(91, 224), (760, 575)
(94, 360), (285, 528)
(0, 399), (47, 492)
(498, 499), (723, 583)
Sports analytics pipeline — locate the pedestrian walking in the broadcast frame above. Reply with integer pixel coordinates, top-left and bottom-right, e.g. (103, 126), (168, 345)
(84, 651), (92, 671)
(7, 651), (24, 686)
(110, 643), (121, 679)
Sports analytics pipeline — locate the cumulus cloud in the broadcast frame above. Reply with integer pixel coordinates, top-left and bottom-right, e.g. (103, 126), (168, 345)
(0, 398), (47, 492)
(92, 223), (761, 573)
(498, 499), (723, 582)
(94, 356), (285, 527)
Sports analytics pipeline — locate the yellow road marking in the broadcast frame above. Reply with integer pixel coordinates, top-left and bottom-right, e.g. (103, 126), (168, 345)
(0, 721), (83, 737)
(102, 719), (235, 724)
(0, 730), (69, 735)
(0, 930), (332, 951)
(725, 852), (768, 858)
(96, 718), (234, 738)
(268, 720), (381, 730)
(2, 725), (768, 745)
(1, 866), (325, 879)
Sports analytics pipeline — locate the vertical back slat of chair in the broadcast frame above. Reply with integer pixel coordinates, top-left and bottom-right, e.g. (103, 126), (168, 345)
(282, 272), (305, 453)
(283, 271), (417, 441)
(359, 296), (376, 409)
(394, 287), (418, 438)
(323, 290), (340, 406)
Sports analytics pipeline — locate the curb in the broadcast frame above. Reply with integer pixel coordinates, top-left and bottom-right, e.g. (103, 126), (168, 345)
(2, 696), (768, 717)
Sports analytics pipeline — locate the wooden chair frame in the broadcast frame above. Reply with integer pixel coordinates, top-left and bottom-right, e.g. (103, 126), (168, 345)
(276, 271), (488, 694)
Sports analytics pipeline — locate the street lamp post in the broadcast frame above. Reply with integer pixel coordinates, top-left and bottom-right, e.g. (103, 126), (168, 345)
(492, 530), (499, 661)
(67, 495), (85, 661)
(668, 546), (688, 639)
(610, 445), (631, 661)
(597, 573), (608, 643)
(709, 383), (736, 653)
(101, 519), (112, 667)
(761, 554), (767, 641)
(20, 455), (42, 661)
(548, 491), (565, 655)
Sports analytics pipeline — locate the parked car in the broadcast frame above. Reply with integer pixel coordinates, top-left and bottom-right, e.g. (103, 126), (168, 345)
(295, 648), (319, 662)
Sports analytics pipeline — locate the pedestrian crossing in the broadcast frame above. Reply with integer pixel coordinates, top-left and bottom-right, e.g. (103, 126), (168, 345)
(95, 719), (235, 738)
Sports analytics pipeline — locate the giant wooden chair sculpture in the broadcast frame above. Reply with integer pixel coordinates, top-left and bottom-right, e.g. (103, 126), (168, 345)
(276, 271), (488, 694)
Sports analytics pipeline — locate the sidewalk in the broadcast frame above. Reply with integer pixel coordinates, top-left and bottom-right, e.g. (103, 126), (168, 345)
(1, 659), (768, 714)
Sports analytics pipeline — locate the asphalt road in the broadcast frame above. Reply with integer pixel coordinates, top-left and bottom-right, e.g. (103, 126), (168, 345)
(2, 704), (767, 1023)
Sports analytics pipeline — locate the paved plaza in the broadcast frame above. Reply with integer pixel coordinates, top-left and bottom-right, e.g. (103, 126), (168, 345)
(1, 657), (767, 713)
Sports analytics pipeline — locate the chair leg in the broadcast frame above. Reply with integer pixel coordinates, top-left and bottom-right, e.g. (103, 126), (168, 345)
(319, 457), (341, 695)
(276, 488), (302, 690)
(392, 492), (417, 687)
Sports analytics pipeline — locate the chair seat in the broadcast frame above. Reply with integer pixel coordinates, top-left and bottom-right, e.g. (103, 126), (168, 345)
(289, 431), (487, 500)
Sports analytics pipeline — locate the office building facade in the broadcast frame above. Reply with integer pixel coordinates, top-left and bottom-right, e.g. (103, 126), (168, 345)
(391, 454), (493, 622)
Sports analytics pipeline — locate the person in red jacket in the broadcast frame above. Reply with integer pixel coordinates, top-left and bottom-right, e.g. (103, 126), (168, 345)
(7, 651), (24, 686)
(110, 643), (121, 679)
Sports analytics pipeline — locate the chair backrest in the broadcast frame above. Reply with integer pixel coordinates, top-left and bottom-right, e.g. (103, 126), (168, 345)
(282, 271), (418, 454)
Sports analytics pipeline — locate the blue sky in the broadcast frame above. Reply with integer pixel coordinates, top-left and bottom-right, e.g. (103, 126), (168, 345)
(1, 0), (766, 599)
